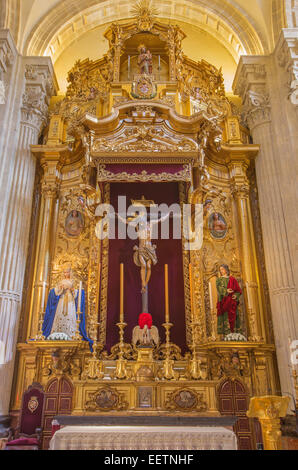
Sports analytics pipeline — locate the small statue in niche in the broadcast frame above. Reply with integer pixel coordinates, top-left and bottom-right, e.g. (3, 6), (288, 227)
(216, 264), (243, 338)
(42, 267), (92, 348)
(138, 44), (153, 75)
(65, 210), (84, 238)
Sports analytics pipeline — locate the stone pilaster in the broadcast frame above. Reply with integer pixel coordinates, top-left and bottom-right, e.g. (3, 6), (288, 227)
(0, 53), (57, 422)
(233, 52), (298, 403)
(275, 28), (298, 108)
(0, 29), (16, 104)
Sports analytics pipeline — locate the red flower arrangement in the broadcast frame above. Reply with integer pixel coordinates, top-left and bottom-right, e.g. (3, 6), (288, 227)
(138, 313), (153, 330)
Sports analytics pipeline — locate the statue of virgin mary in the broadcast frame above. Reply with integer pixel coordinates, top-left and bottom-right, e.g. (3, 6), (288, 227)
(42, 267), (92, 349)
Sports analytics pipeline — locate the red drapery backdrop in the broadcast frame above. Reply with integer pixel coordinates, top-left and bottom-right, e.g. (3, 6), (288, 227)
(102, 182), (187, 353)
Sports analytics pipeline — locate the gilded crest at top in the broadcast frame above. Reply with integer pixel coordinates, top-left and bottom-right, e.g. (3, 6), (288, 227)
(131, 0), (159, 31)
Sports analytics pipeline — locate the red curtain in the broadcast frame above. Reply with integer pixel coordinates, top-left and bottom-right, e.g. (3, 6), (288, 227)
(103, 182), (187, 353)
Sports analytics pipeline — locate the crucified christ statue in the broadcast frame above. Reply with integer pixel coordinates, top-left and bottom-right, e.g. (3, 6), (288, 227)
(117, 200), (170, 308)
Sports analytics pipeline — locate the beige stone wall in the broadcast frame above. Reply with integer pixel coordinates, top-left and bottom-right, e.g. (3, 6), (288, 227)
(233, 27), (298, 403)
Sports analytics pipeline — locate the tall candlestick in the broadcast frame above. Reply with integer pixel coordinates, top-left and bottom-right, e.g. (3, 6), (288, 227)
(120, 264), (124, 322)
(165, 264), (169, 323)
(209, 281), (213, 311)
(78, 281), (82, 313)
(128, 55), (131, 79)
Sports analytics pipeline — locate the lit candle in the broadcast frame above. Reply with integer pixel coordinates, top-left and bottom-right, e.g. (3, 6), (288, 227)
(165, 264), (169, 323)
(246, 282), (252, 310)
(41, 282), (46, 312)
(120, 264), (124, 322)
(78, 281), (82, 313)
(209, 281), (213, 311)
(158, 55), (161, 70)
(128, 55), (131, 78)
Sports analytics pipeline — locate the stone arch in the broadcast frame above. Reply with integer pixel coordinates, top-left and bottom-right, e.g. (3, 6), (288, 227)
(23, 0), (267, 62)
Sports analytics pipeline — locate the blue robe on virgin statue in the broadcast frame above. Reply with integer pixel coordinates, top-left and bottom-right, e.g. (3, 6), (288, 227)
(42, 288), (93, 351)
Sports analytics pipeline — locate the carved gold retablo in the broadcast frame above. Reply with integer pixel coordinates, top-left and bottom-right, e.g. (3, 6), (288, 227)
(247, 396), (290, 450)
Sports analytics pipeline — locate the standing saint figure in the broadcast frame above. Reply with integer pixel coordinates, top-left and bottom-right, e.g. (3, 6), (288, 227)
(138, 45), (153, 75)
(216, 264), (242, 337)
(42, 267), (92, 348)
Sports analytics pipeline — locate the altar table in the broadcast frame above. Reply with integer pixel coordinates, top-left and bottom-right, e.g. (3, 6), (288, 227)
(49, 425), (237, 450)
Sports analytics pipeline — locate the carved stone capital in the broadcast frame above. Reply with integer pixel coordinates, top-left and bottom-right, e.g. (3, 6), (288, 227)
(233, 59), (271, 131)
(275, 28), (298, 107)
(21, 59), (58, 132)
(0, 30), (17, 76)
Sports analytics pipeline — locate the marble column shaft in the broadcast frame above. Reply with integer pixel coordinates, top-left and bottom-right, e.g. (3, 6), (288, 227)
(0, 31), (57, 418)
(233, 29), (298, 401)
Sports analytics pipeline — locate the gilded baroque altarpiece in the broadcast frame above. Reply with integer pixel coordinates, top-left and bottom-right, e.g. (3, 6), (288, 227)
(12, 6), (280, 447)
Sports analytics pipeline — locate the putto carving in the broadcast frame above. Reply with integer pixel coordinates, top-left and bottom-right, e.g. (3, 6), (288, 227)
(209, 350), (250, 380)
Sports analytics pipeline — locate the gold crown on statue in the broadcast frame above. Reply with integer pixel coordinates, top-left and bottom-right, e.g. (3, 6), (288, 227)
(138, 43), (147, 52)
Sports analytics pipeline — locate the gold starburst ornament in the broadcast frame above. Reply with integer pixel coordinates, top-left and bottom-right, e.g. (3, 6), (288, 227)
(131, 0), (159, 31)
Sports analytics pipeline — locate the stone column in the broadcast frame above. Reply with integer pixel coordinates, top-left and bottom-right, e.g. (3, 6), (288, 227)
(0, 51), (57, 429)
(233, 45), (298, 402)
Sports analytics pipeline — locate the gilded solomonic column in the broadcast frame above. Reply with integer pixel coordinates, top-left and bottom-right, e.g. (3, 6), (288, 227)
(233, 58), (298, 402)
(0, 57), (57, 431)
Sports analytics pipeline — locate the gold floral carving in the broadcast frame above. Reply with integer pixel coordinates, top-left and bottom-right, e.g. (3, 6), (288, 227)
(92, 125), (198, 154)
(97, 164), (191, 183)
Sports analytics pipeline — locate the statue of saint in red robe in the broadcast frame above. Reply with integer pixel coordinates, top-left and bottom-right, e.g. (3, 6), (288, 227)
(216, 264), (242, 337)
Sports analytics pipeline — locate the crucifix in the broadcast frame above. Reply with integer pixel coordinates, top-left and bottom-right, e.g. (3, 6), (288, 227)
(117, 196), (169, 313)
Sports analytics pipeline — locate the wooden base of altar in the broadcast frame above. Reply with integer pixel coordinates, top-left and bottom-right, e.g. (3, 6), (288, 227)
(11, 340), (279, 449)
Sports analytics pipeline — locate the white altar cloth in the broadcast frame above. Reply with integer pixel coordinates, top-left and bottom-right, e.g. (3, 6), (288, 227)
(49, 425), (237, 450)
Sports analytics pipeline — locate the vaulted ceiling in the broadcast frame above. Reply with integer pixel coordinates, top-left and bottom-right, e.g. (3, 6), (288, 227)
(0, 0), (291, 93)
